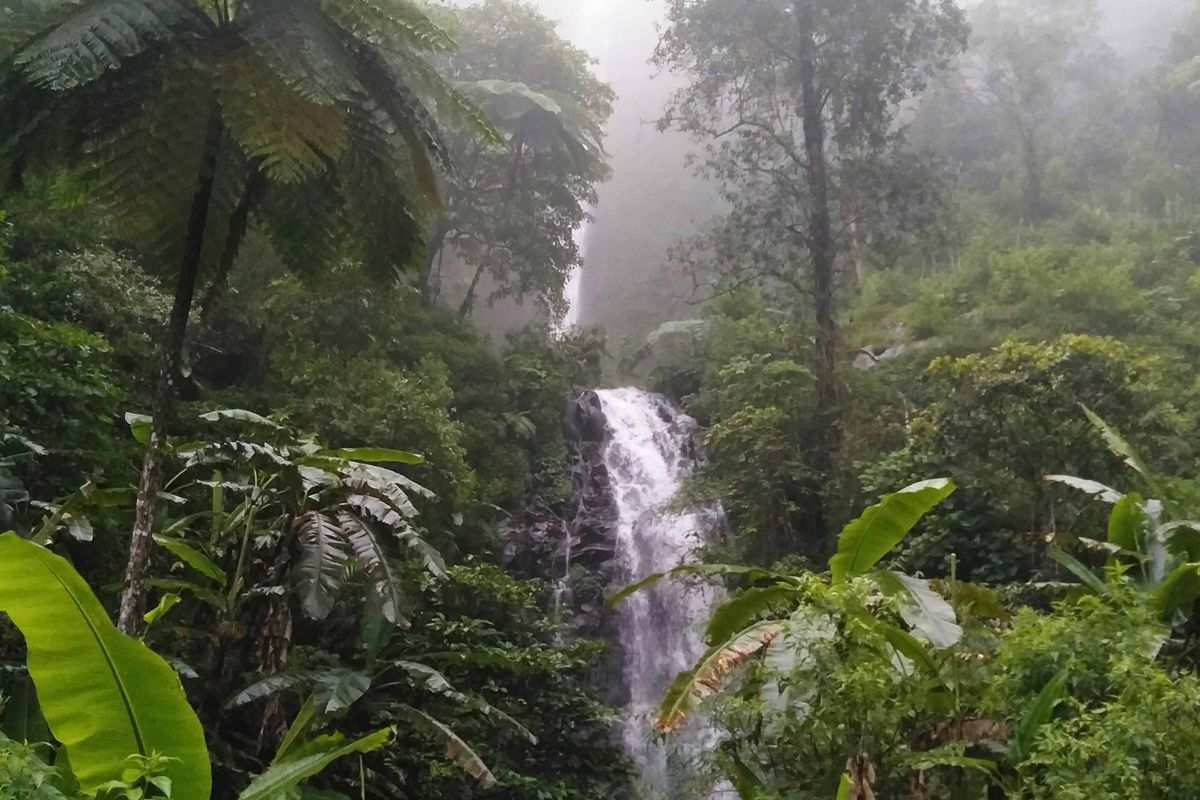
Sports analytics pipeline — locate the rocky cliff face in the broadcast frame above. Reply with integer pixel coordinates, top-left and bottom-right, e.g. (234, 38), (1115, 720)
(501, 389), (621, 639)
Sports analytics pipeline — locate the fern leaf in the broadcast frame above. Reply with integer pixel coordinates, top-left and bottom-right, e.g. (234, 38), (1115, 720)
(217, 44), (348, 183)
(316, 0), (456, 53)
(237, 0), (363, 106)
(11, 0), (210, 91)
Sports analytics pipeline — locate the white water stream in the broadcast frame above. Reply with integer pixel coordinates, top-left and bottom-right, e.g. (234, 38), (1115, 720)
(596, 388), (728, 798)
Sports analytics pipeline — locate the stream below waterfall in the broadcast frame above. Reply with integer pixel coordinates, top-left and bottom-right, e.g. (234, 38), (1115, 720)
(595, 388), (729, 798)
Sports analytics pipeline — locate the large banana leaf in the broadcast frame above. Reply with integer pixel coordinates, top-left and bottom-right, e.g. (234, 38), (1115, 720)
(656, 620), (782, 732)
(0, 533), (210, 799)
(238, 728), (391, 800)
(830, 479), (955, 583)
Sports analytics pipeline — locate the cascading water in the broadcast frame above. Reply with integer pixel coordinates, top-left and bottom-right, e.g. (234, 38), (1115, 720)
(595, 387), (727, 798)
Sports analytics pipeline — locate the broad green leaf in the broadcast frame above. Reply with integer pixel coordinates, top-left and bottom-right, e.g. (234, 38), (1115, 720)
(227, 673), (315, 709)
(0, 534), (210, 799)
(761, 608), (835, 722)
(835, 773), (852, 800)
(1010, 669), (1069, 762)
(1082, 407), (1166, 499)
(1050, 549), (1109, 595)
(237, 729), (391, 800)
(657, 620), (782, 732)
(875, 622), (941, 677)
(153, 535), (226, 584)
(1149, 562), (1200, 619)
(143, 593), (181, 628)
(1107, 494), (1148, 557)
(830, 479), (955, 583)
(146, 578), (227, 610)
(294, 512), (349, 621)
(705, 584), (802, 646)
(320, 670), (371, 714)
(330, 447), (423, 465)
(393, 661), (537, 744)
(274, 696), (320, 763)
(875, 571), (962, 649)
(198, 408), (283, 429)
(1044, 474), (1123, 503)
(125, 413), (153, 446)
(396, 705), (496, 788)
(719, 749), (769, 799)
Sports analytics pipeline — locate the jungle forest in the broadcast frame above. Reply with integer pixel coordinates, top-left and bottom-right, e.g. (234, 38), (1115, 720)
(2, 0), (1200, 798)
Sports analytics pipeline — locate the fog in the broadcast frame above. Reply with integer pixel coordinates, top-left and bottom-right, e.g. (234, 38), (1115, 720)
(510, 0), (1196, 352)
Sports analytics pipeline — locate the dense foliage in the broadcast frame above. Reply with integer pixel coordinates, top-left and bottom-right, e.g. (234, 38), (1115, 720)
(3, 0), (1200, 798)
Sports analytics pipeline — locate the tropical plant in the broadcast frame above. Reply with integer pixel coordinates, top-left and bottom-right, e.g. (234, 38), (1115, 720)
(0, 533), (211, 799)
(613, 479), (960, 730)
(0, 532), (409, 800)
(423, 0), (612, 319)
(1046, 408), (1200, 624)
(0, 0), (494, 633)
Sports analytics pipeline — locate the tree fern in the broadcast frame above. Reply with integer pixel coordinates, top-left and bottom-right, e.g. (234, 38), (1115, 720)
(1, 0), (490, 631)
(10, 0), (211, 91)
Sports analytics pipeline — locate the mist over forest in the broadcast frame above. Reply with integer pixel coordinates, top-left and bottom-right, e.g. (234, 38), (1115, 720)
(3, 0), (1200, 798)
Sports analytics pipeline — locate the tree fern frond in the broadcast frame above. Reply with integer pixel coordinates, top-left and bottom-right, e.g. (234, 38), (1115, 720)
(217, 44), (348, 183)
(257, 171), (346, 275)
(10, 0), (210, 91)
(237, 0), (364, 106)
(336, 130), (426, 272)
(379, 46), (501, 146)
(316, 0), (455, 54)
(294, 511), (349, 622)
(365, 55), (449, 173)
(0, 0), (76, 61)
(81, 49), (215, 268)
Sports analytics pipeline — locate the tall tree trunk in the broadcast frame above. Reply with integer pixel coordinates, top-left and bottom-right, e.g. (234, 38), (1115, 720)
(796, 0), (840, 552)
(118, 111), (224, 635)
(1021, 132), (1044, 222)
(459, 261), (487, 318)
(421, 217), (451, 305)
(199, 166), (265, 323)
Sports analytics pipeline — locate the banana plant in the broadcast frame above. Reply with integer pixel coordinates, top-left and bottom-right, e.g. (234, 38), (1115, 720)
(226, 657), (533, 789)
(0, 533), (212, 800)
(610, 478), (960, 733)
(139, 409), (446, 629)
(0, 533), (416, 800)
(1046, 407), (1200, 622)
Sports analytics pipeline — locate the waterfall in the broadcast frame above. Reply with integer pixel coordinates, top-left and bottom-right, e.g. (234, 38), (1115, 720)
(595, 388), (726, 798)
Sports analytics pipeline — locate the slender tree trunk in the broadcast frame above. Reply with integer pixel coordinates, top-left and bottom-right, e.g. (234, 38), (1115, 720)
(199, 166), (265, 323)
(459, 261), (486, 318)
(118, 111), (225, 635)
(421, 217), (451, 305)
(1021, 132), (1043, 222)
(796, 0), (840, 551)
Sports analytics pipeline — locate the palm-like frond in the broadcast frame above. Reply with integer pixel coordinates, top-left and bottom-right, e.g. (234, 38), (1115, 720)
(316, 0), (455, 53)
(238, 0), (365, 106)
(217, 47), (348, 184)
(82, 48), (218, 265)
(9, 0), (211, 90)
